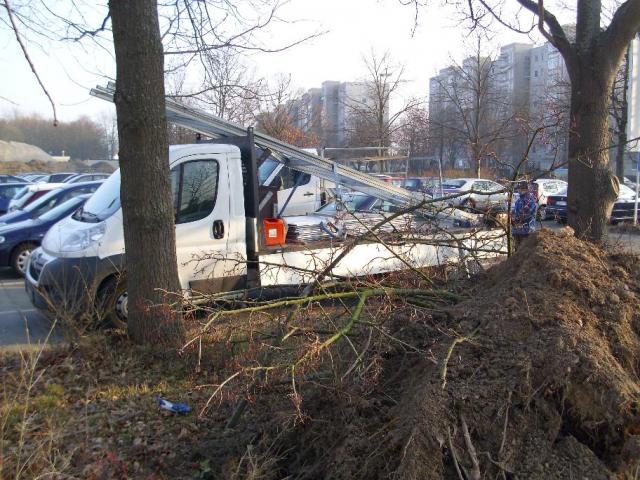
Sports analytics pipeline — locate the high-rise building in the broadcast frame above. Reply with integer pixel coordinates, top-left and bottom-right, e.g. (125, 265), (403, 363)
(428, 40), (574, 174)
(292, 81), (387, 149)
(528, 42), (570, 171)
(624, 35), (640, 176)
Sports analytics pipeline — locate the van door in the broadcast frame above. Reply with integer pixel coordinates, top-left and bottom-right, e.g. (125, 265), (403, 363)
(275, 166), (319, 216)
(171, 156), (239, 294)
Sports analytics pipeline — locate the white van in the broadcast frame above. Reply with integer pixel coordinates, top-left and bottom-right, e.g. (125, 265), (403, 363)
(25, 140), (503, 325)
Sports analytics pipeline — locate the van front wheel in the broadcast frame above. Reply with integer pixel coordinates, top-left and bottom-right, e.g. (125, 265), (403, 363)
(97, 276), (128, 329)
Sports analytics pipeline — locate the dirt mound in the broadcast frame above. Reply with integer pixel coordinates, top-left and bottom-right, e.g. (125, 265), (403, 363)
(266, 229), (640, 479)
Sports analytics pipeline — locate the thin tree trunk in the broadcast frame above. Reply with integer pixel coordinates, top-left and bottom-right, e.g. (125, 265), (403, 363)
(567, 68), (619, 242)
(109, 0), (184, 345)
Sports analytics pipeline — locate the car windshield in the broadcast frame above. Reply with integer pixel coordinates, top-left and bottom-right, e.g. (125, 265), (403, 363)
(39, 196), (85, 221)
(75, 171), (119, 222)
(317, 194), (377, 214)
(619, 184), (636, 198)
(13, 186), (29, 200)
(49, 173), (74, 182)
(0, 185), (25, 199)
(442, 180), (467, 189)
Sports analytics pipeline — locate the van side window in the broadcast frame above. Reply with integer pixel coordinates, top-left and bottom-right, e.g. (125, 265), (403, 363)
(171, 160), (219, 224)
(279, 166), (310, 189)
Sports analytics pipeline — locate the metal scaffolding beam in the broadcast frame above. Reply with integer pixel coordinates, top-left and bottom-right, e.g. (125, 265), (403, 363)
(90, 83), (425, 206)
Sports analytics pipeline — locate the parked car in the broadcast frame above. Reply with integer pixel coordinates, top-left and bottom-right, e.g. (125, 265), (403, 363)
(547, 184), (637, 223)
(433, 178), (508, 211)
(401, 177), (437, 193)
(9, 183), (68, 211)
(64, 173), (111, 183)
(285, 191), (416, 243)
(0, 181), (103, 225)
(37, 172), (77, 183)
(0, 182), (31, 214)
(19, 173), (47, 183)
(532, 179), (568, 219)
(0, 194), (90, 276)
(0, 174), (29, 183)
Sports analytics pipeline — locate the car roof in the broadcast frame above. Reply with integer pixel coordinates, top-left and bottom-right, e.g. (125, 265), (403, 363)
(0, 182), (31, 187)
(25, 182), (68, 191)
(444, 178), (491, 182)
(535, 178), (566, 183)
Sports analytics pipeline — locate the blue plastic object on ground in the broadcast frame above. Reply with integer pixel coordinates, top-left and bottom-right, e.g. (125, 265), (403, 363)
(157, 397), (191, 414)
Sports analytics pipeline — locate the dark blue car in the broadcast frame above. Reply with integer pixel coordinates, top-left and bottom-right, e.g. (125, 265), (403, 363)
(0, 181), (103, 226)
(0, 194), (90, 276)
(547, 183), (638, 224)
(0, 175), (29, 183)
(0, 183), (31, 214)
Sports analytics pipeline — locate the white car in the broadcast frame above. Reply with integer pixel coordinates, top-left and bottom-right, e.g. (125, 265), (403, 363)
(439, 178), (508, 210)
(8, 183), (68, 211)
(532, 179), (567, 219)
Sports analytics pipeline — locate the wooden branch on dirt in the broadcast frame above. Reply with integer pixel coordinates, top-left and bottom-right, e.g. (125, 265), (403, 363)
(460, 413), (481, 480)
(441, 334), (473, 389)
(447, 426), (465, 480)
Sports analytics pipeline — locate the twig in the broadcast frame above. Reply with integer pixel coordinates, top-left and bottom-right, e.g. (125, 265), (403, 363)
(2, 0), (57, 125)
(441, 333), (474, 389)
(447, 426), (465, 480)
(499, 391), (512, 460)
(460, 412), (481, 480)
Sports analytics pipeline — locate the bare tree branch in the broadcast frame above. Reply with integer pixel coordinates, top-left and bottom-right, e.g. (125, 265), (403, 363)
(2, 0), (57, 125)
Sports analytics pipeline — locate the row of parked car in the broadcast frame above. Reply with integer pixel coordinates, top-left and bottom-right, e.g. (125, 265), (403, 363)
(0, 176), (106, 275)
(383, 175), (568, 219)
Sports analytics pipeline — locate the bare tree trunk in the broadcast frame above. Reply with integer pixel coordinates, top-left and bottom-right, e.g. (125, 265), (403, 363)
(567, 70), (619, 242)
(109, 0), (184, 345)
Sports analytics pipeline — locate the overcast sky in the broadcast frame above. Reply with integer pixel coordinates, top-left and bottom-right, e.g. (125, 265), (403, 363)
(0, 0), (558, 123)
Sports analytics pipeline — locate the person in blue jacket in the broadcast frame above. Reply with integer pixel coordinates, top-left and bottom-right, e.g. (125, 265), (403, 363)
(511, 182), (538, 249)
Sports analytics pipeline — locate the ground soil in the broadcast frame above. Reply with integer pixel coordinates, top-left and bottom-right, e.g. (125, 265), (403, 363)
(1, 229), (639, 479)
(253, 228), (640, 479)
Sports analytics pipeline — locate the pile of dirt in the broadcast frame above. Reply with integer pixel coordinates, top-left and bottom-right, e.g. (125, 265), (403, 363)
(261, 229), (640, 479)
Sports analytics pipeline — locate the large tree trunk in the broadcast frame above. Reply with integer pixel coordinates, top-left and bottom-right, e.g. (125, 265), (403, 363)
(109, 0), (184, 345)
(567, 66), (619, 242)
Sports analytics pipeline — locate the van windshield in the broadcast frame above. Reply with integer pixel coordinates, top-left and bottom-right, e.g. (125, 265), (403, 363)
(74, 171), (119, 223)
(258, 157), (280, 185)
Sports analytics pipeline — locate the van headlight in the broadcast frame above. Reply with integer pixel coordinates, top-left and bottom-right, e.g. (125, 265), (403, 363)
(60, 223), (106, 252)
(0, 236), (4, 244)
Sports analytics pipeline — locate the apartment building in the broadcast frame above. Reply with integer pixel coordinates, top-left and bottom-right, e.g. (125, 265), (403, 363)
(428, 39), (575, 173)
(292, 81), (387, 149)
(528, 42), (570, 170)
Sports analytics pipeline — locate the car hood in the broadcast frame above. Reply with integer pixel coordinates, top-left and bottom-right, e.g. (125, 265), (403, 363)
(284, 215), (327, 226)
(0, 209), (32, 225)
(0, 218), (37, 236)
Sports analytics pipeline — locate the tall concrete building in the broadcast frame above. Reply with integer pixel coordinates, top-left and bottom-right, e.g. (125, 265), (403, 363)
(291, 88), (323, 141)
(428, 45), (531, 171)
(292, 81), (387, 149)
(494, 43), (533, 165)
(428, 40), (573, 173)
(624, 35), (640, 176)
(528, 42), (570, 170)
